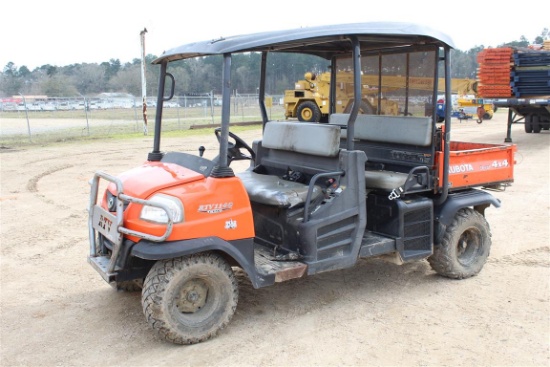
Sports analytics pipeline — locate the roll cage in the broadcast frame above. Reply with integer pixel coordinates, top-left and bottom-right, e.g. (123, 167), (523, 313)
(148, 22), (454, 201)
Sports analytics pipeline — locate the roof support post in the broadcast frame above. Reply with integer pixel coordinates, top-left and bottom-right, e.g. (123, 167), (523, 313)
(148, 61), (167, 161)
(346, 36), (361, 151)
(210, 53), (235, 178)
(329, 56), (337, 115)
(435, 46), (452, 204)
(259, 52), (268, 126)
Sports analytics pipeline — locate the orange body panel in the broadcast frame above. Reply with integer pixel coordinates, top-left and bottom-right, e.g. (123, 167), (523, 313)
(436, 141), (516, 189)
(104, 162), (254, 243)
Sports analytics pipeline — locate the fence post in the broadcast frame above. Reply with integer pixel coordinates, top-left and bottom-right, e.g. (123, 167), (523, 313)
(19, 93), (32, 142)
(210, 91), (215, 124)
(80, 94), (90, 136)
(176, 97), (181, 129)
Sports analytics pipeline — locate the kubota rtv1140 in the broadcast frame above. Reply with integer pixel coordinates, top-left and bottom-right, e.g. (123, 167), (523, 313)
(88, 22), (516, 345)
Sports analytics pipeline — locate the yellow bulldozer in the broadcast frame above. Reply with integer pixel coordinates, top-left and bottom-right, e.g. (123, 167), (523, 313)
(284, 71), (494, 122)
(284, 71), (399, 122)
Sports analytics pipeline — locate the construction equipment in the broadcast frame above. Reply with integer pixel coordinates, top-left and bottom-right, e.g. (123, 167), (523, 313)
(435, 79), (495, 122)
(476, 47), (550, 141)
(87, 22), (516, 345)
(285, 72), (494, 122)
(455, 79), (494, 121)
(284, 71), (408, 121)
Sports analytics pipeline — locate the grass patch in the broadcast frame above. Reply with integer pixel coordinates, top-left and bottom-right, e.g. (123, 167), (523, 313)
(0, 119), (264, 148)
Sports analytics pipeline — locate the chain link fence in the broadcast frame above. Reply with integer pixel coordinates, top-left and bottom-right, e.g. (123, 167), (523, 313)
(0, 94), (285, 145)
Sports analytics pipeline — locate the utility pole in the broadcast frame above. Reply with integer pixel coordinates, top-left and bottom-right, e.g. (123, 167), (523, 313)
(140, 28), (148, 135)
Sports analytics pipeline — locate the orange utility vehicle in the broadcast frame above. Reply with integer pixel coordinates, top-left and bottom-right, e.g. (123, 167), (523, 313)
(88, 22), (516, 345)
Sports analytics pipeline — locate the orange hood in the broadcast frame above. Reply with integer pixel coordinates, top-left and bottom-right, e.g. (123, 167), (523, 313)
(111, 162), (205, 199)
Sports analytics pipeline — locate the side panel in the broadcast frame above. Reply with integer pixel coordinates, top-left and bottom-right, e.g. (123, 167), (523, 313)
(298, 150), (367, 273)
(436, 142), (516, 190)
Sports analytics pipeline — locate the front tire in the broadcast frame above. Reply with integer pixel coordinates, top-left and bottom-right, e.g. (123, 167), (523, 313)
(428, 208), (491, 279)
(142, 253), (238, 345)
(297, 101), (322, 122)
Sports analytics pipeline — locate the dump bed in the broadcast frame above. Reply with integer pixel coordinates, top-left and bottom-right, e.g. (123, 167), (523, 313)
(437, 142), (516, 190)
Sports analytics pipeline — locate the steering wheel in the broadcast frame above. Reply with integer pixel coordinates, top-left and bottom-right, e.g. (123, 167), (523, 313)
(214, 128), (256, 164)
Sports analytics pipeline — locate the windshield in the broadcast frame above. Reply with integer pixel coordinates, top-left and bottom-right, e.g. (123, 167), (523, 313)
(335, 48), (438, 117)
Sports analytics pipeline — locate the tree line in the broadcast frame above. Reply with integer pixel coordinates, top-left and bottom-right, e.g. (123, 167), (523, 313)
(1, 30), (547, 99)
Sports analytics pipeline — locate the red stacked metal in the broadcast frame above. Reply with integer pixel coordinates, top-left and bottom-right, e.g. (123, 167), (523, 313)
(476, 48), (513, 97)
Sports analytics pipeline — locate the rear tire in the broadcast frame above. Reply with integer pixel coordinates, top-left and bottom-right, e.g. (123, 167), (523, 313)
(524, 116), (533, 133)
(297, 101), (321, 122)
(344, 100), (375, 115)
(428, 208), (491, 279)
(532, 115), (542, 133)
(142, 253), (238, 345)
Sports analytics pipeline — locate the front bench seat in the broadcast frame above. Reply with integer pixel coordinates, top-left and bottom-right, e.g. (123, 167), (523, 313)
(236, 121), (341, 208)
(237, 170), (323, 208)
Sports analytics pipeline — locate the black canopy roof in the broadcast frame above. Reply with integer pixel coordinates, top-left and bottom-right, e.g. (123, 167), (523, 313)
(153, 21), (455, 64)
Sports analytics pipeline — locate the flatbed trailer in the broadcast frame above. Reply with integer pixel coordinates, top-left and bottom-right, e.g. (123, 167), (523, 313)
(488, 98), (550, 142)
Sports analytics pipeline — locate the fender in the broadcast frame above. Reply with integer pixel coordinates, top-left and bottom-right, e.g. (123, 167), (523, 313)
(131, 237), (265, 288)
(434, 189), (501, 226)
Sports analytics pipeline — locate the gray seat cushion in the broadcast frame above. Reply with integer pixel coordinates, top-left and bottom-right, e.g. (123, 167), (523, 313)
(262, 121), (341, 157)
(329, 113), (433, 147)
(237, 170), (322, 208)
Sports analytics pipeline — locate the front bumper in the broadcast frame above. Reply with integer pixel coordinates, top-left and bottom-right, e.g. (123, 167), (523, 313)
(88, 171), (174, 282)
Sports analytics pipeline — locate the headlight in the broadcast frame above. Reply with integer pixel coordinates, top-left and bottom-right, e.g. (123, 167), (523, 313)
(140, 194), (184, 224)
(106, 190), (118, 211)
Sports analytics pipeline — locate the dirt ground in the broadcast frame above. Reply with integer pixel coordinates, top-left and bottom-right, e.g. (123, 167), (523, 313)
(1, 111), (549, 366)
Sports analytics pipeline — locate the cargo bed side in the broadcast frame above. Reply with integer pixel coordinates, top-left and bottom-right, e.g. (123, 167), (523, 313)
(436, 141), (516, 190)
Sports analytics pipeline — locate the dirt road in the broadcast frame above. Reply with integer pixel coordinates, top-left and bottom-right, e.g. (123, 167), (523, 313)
(1, 111), (548, 366)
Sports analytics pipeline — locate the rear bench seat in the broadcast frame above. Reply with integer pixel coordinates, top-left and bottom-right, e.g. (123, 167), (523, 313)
(329, 114), (433, 190)
(237, 121), (341, 208)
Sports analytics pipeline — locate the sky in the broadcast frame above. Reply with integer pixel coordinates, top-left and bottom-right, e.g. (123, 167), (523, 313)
(2, 0), (548, 70)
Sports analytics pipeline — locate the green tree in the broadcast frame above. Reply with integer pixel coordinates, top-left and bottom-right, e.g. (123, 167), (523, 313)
(36, 65), (58, 77)
(2, 30), (546, 99)
(75, 64), (107, 95)
(102, 58), (122, 81)
(41, 74), (78, 96)
(534, 28), (548, 44)
(18, 66), (31, 78)
(0, 62), (23, 97)
(451, 48), (482, 79)
(2, 62), (17, 76)
(108, 65), (141, 96)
